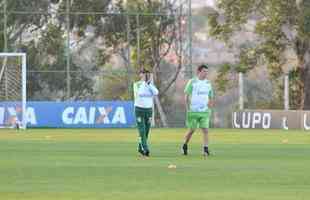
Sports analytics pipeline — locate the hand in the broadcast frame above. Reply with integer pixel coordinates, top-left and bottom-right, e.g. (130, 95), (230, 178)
(145, 73), (149, 81)
(145, 73), (151, 84)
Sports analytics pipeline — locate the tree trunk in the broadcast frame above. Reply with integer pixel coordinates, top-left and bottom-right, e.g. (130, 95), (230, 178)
(151, 69), (168, 127)
(154, 95), (168, 127)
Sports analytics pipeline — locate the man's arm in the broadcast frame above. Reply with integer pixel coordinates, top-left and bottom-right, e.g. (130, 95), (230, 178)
(146, 83), (159, 96)
(146, 73), (159, 95)
(208, 84), (215, 108)
(185, 93), (190, 111)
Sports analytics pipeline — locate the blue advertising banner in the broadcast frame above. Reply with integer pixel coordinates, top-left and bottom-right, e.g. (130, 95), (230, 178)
(0, 101), (135, 128)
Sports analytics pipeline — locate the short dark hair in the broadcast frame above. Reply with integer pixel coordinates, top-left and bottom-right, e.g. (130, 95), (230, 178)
(138, 68), (150, 74)
(197, 64), (208, 72)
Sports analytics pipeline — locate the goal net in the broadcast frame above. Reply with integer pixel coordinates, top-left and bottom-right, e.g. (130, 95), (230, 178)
(0, 53), (26, 129)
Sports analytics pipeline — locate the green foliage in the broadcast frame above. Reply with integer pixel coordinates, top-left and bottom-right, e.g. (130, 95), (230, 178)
(299, 0), (310, 38)
(208, 12), (233, 42)
(288, 68), (304, 109)
(4, 0), (51, 30)
(0, 0), (50, 51)
(57, 0), (111, 37)
(210, 0), (293, 72)
(6, 0), (50, 12)
(90, 0), (177, 101)
(40, 24), (66, 59)
(1, 0), (178, 102)
(237, 45), (259, 73)
(96, 66), (132, 100)
(209, 0), (256, 41)
(23, 23), (95, 100)
(19, 24), (67, 98)
(215, 63), (231, 93)
(208, 0), (310, 108)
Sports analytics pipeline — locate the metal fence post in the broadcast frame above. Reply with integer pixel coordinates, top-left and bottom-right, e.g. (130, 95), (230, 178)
(66, 0), (71, 99)
(239, 72), (244, 110)
(136, 14), (140, 69)
(284, 75), (289, 110)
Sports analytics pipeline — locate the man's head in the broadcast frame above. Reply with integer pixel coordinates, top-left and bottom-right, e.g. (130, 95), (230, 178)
(139, 68), (151, 82)
(197, 64), (208, 80)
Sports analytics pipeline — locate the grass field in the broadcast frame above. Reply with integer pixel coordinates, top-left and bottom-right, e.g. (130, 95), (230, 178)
(0, 128), (309, 200)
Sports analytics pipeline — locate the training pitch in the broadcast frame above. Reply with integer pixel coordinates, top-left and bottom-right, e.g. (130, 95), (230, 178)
(0, 128), (309, 200)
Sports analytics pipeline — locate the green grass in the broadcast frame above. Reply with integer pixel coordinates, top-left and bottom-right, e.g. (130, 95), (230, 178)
(0, 128), (310, 200)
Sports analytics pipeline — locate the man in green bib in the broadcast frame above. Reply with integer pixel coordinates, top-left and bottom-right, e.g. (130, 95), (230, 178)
(182, 64), (214, 156)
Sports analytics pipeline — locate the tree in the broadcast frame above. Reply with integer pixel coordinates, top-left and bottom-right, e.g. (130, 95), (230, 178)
(24, 23), (95, 100)
(62, 0), (183, 126)
(1, 0), (98, 100)
(1, 0), (51, 50)
(1, 0), (186, 126)
(208, 0), (310, 109)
